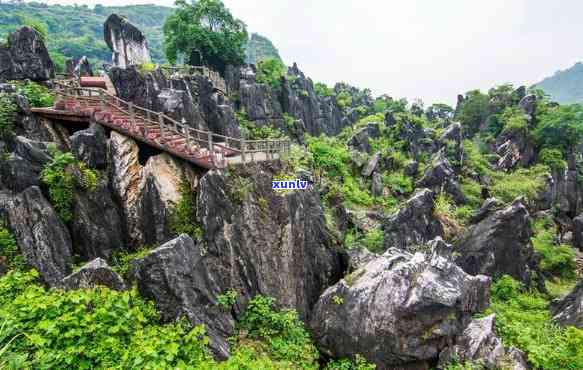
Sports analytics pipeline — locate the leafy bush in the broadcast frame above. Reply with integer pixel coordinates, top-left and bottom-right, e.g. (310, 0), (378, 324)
(326, 355), (376, 370)
(0, 94), (17, 138)
(489, 165), (549, 204)
(40, 146), (98, 223)
(0, 270), (213, 369)
(539, 148), (566, 172)
(0, 227), (25, 272)
(361, 228), (384, 253)
(456, 90), (489, 136)
(501, 107), (528, 134)
(307, 136), (350, 178)
(256, 58), (287, 89)
(531, 217), (576, 279)
(383, 171), (413, 195)
(336, 90), (353, 110)
(315, 82), (333, 97)
(237, 110), (284, 139)
(15, 81), (53, 108)
(110, 246), (155, 277)
(488, 276), (583, 370)
(534, 104), (583, 153)
(239, 295), (319, 367)
(217, 289), (237, 310)
(170, 178), (202, 239)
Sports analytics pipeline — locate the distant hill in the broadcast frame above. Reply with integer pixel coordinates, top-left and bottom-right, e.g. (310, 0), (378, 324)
(245, 33), (282, 64)
(534, 62), (583, 104)
(0, 2), (281, 71)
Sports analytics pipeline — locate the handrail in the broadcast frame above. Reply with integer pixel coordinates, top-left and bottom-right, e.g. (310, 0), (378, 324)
(54, 86), (290, 168)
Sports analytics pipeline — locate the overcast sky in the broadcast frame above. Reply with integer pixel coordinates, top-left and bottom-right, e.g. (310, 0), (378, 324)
(41, 0), (583, 105)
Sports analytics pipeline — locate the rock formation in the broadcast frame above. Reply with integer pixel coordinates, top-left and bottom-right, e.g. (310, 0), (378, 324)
(60, 258), (126, 291)
(310, 238), (491, 369)
(456, 199), (544, 289)
(104, 14), (151, 68)
(0, 26), (54, 81)
(65, 56), (93, 77)
(383, 189), (444, 252)
(551, 280), (583, 328)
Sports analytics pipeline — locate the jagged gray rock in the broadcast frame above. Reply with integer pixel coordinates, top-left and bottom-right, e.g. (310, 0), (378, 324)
(70, 124), (107, 169)
(65, 56), (93, 77)
(130, 234), (235, 359)
(60, 258), (126, 291)
(371, 171), (383, 197)
(495, 129), (536, 171)
(574, 214), (583, 250)
(104, 14), (151, 68)
(383, 189), (443, 252)
(551, 280), (583, 328)
(470, 197), (502, 224)
(456, 199), (544, 289)
(1, 186), (72, 286)
(0, 27), (54, 81)
(310, 238), (491, 369)
(361, 152), (381, 177)
(417, 158), (465, 203)
(347, 123), (380, 154)
(0, 135), (52, 192)
(197, 165), (346, 320)
(71, 179), (124, 260)
(439, 314), (529, 370)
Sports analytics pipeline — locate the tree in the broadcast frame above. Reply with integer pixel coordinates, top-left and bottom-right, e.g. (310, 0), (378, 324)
(163, 0), (248, 73)
(256, 58), (286, 89)
(457, 89), (490, 136)
(534, 104), (583, 152)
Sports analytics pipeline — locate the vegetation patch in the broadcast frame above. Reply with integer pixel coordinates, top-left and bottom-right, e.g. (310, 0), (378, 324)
(170, 178), (202, 240)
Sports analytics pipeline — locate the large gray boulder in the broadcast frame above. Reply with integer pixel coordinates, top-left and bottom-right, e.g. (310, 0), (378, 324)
(104, 14), (151, 68)
(310, 238), (491, 369)
(455, 199), (544, 289)
(130, 234), (234, 359)
(0, 27), (54, 81)
(551, 280), (583, 328)
(383, 189), (443, 252)
(197, 165), (346, 319)
(71, 179), (124, 260)
(439, 314), (528, 370)
(347, 123), (380, 154)
(417, 157), (465, 203)
(60, 258), (126, 291)
(573, 214), (583, 251)
(65, 56), (93, 77)
(0, 136), (52, 192)
(1, 186), (72, 286)
(70, 124), (107, 169)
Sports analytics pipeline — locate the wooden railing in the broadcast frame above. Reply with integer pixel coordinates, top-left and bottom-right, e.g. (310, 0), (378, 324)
(54, 87), (289, 168)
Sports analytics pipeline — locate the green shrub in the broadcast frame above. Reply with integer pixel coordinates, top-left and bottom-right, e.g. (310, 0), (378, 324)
(256, 58), (287, 89)
(170, 178), (202, 239)
(0, 227), (26, 272)
(0, 94), (17, 138)
(239, 295), (319, 367)
(237, 111), (284, 139)
(361, 228), (384, 253)
(0, 270), (213, 369)
(490, 165), (549, 204)
(531, 217), (576, 279)
(110, 246), (155, 277)
(40, 146), (98, 223)
(336, 90), (353, 110)
(383, 171), (413, 195)
(314, 82), (333, 97)
(488, 276), (583, 370)
(15, 81), (53, 107)
(501, 107), (528, 134)
(217, 289), (238, 311)
(326, 355), (376, 370)
(307, 136), (350, 178)
(539, 148), (566, 172)
(138, 62), (157, 74)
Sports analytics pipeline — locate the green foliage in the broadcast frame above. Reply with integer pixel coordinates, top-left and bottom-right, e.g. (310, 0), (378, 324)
(531, 217), (576, 279)
(534, 104), (583, 152)
(382, 171), (413, 195)
(138, 62), (157, 74)
(326, 355), (376, 370)
(0, 270), (213, 369)
(539, 148), (567, 172)
(501, 107), (528, 134)
(361, 228), (384, 253)
(170, 179), (202, 239)
(256, 58), (287, 89)
(336, 90), (353, 110)
(0, 226), (25, 272)
(239, 295), (319, 367)
(489, 165), (549, 204)
(315, 82), (333, 97)
(21, 16), (48, 41)
(40, 146), (97, 223)
(488, 276), (583, 370)
(308, 136), (351, 178)
(110, 246), (155, 278)
(14, 81), (53, 108)
(237, 110), (284, 140)
(457, 90), (490, 136)
(163, 0), (248, 73)
(0, 94), (17, 138)
(217, 289), (238, 310)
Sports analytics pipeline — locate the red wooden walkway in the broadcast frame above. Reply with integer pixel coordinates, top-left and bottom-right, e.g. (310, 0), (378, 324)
(31, 87), (290, 169)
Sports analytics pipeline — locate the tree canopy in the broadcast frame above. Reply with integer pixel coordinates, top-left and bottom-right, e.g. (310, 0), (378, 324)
(163, 0), (248, 73)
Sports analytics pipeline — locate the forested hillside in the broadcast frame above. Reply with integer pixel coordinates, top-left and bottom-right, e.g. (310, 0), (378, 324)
(0, 2), (280, 72)
(534, 62), (583, 104)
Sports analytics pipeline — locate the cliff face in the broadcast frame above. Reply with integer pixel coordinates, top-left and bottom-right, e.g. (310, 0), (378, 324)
(104, 14), (151, 68)
(0, 27), (54, 82)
